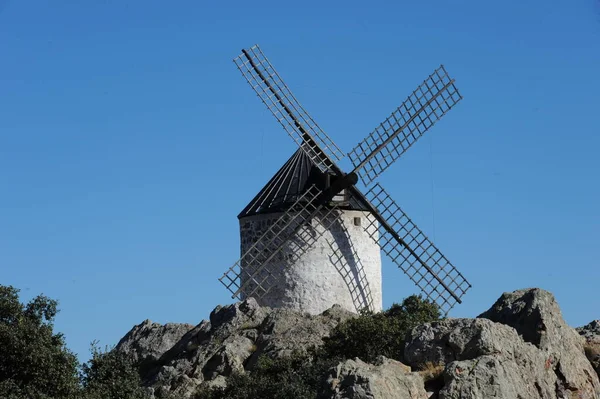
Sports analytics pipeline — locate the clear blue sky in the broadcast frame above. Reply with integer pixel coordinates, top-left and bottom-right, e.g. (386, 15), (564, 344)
(1, 1), (599, 362)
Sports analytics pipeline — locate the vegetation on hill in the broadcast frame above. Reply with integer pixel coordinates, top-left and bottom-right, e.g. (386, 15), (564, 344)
(0, 285), (149, 399)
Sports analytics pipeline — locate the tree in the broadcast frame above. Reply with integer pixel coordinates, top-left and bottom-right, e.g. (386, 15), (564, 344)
(0, 285), (80, 398)
(81, 342), (149, 399)
(0, 284), (149, 399)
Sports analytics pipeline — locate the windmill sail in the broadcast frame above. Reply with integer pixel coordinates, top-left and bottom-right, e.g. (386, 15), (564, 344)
(234, 45), (344, 173)
(220, 185), (345, 300)
(348, 65), (462, 186)
(363, 183), (471, 315)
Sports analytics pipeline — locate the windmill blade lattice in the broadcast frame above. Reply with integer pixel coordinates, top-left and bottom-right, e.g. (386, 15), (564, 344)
(234, 45), (344, 173)
(348, 65), (462, 186)
(363, 183), (471, 315)
(220, 185), (323, 299)
(219, 185), (344, 300)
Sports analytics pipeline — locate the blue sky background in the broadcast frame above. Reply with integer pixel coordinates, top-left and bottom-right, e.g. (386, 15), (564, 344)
(1, 1), (599, 362)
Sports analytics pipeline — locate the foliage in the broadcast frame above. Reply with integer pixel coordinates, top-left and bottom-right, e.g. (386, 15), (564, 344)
(0, 284), (148, 399)
(0, 285), (80, 399)
(195, 350), (339, 399)
(81, 341), (149, 399)
(323, 295), (441, 363)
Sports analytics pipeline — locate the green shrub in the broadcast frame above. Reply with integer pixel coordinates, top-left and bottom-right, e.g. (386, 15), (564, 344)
(0, 284), (149, 399)
(0, 285), (80, 399)
(323, 295), (441, 363)
(195, 350), (338, 399)
(81, 342), (149, 399)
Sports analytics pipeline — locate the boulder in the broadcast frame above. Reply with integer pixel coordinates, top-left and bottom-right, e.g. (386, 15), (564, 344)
(246, 304), (355, 368)
(319, 356), (428, 399)
(479, 288), (600, 398)
(137, 299), (268, 398)
(577, 320), (600, 379)
(115, 319), (194, 368)
(402, 289), (600, 399)
(405, 318), (557, 398)
(578, 320), (600, 342)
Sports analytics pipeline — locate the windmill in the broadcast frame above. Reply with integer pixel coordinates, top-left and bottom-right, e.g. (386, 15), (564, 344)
(219, 45), (471, 316)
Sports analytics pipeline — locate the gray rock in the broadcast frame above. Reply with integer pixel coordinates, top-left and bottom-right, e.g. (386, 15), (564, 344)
(115, 319), (194, 367)
(577, 320), (600, 379)
(405, 318), (557, 399)
(578, 320), (600, 342)
(403, 289), (600, 399)
(405, 318), (524, 366)
(319, 356), (428, 399)
(246, 304), (355, 368)
(479, 288), (600, 398)
(117, 288), (600, 399)
(202, 335), (255, 379)
(118, 298), (354, 399)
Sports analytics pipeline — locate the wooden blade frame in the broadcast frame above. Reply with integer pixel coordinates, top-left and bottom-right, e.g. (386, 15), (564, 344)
(234, 45), (344, 173)
(349, 65), (462, 186)
(363, 183), (471, 315)
(219, 185), (343, 300)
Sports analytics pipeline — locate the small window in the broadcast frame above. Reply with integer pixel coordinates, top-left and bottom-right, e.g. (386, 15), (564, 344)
(353, 217), (361, 226)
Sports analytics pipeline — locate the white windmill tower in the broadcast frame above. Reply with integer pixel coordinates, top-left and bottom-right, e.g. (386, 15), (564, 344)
(237, 148), (383, 315)
(219, 45), (471, 316)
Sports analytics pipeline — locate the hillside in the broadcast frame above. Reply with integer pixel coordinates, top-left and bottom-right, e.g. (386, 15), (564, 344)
(1, 285), (599, 398)
(113, 289), (600, 399)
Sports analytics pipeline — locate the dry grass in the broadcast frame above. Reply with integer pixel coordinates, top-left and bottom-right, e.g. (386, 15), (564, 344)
(418, 361), (445, 382)
(584, 341), (600, 360)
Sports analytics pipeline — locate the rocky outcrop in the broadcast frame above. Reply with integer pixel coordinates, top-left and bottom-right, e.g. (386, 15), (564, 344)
(319, 356), (428, 399)
(405, 318), (559, 398)
(578, 320), (600, 341)
(115, 288), (599, 399)
(245, 304), (353, 368)
(117, 298), (355, 399)
(479, 288), (599, 398)
(401, 289), (600, 399)
(115, 319), (194, 369)
(578, 320), (600, 379)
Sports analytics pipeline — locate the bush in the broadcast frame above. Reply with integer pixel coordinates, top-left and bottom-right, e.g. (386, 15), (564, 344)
(81, 341), (149, 399)
(323, 295), (441, 363)
(0, 285), (80, 399)
(195, 350), (338, 399)
(0, 284), (148, 399)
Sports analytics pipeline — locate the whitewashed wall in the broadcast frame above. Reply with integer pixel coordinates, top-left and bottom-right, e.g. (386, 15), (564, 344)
(239, 210), (382, 315)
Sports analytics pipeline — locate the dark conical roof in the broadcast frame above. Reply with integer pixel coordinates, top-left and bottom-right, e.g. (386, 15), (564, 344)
(238, 148), (369, 219)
